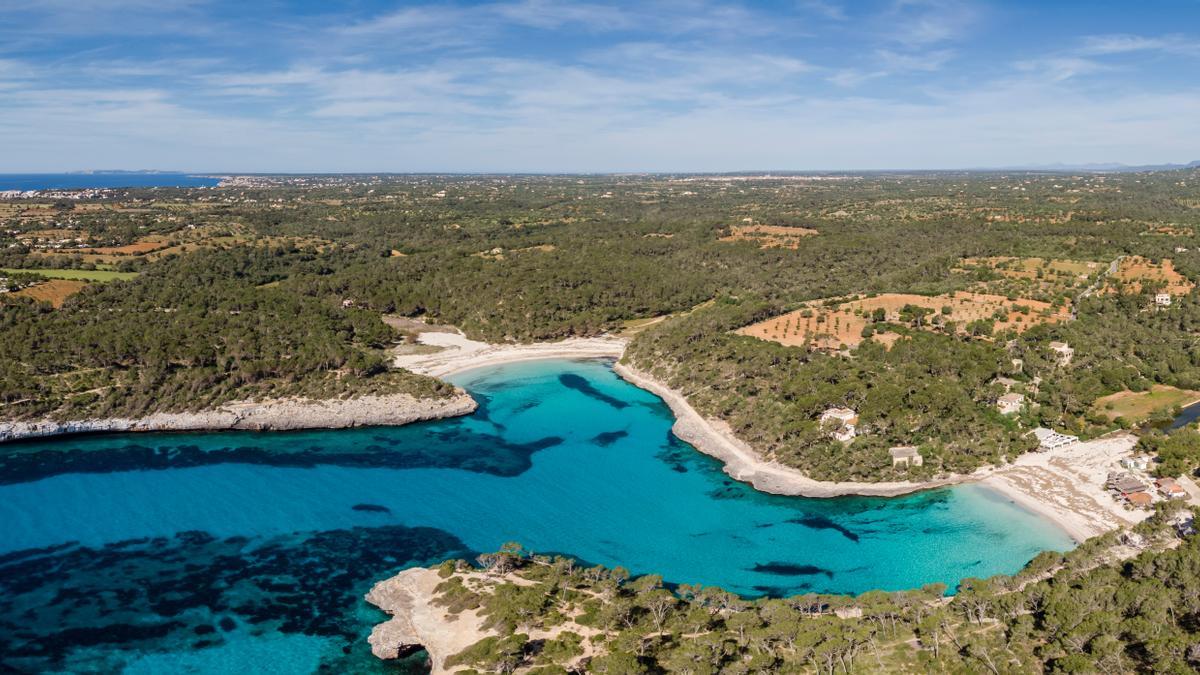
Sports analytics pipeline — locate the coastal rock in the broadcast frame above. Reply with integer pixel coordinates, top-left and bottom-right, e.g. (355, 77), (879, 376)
(0, 392), (477, 444)
(365, 568), (489, 674)
(613, 362), (972, 498)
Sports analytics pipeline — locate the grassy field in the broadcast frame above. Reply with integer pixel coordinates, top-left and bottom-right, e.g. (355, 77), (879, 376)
(1092, 385), (1200, 422)
(1, 267), (139, 281)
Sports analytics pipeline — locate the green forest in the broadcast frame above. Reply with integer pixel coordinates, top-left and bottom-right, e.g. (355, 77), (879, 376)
(423, 506), (1200, 674)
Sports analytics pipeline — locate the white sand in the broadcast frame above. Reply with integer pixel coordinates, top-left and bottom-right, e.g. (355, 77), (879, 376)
(981, 433), (1149, 542)
(391, 326), (628, 378)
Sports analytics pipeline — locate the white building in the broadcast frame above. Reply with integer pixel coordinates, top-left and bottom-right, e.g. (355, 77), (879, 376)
(1048, 341), (1074, 366)
(1156, 293), (1172, 307)
(997, 393), (1025, 415)
(819, 407), (858, 442)
(1121, 455), (1152, 471)
(889, 446), (923, 467)
(1030, 427), (1079, 451)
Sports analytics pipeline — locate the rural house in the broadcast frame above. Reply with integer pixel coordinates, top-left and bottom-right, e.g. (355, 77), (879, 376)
(1048, 341), (1074, 366)
(889, 446), (923, 467)
(1156, 292), (1173, 307)
(997, 393), (1024, 415)
(819, 407), (859, 442)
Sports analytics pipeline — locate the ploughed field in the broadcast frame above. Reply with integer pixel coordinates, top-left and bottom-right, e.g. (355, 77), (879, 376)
(10, 278), (89, 308)
(1108, 256), (1195, 296)
(718, 223), (819, 249)
(955, 256), (1103, 303)
(737, 290), (1070, 351)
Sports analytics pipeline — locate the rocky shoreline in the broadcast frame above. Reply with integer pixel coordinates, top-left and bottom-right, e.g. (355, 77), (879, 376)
(613, 362), (979, 498)
(0, 391), (477, 444)
(366, 568), (489, 675)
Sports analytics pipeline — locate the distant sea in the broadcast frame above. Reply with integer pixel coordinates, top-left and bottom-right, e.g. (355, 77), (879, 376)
(0, 173), (220, 191)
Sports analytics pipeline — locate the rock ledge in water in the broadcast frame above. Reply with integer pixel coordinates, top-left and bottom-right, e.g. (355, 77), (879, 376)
(0, 392), (477, 443)
(365, 568), (488, 674)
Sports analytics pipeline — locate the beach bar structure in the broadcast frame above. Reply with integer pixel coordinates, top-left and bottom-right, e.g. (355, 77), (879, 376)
(1030, 427), (1079, 451)
(1107, 472), (1151, 510)
(1107, 472), (1147, 493)
(1157, 477), (1188, 500)
(1127, 492), (1154, 509)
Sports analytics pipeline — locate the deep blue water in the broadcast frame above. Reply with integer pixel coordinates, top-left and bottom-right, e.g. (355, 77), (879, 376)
(0, 173), (219, 191)
(0, 358), (1072, 672)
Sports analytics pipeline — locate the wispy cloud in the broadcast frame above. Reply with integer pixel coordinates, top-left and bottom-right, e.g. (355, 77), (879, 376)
(1014, 56), (1108, 83)
(1078, 33), (1200, 57)
(883, 0), (981, 47)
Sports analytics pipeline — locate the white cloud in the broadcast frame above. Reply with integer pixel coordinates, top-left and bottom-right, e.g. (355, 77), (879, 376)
(798, 1), (847, 21)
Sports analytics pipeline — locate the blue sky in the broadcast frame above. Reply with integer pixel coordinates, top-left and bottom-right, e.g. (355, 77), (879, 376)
(2, 0), (1199, 172)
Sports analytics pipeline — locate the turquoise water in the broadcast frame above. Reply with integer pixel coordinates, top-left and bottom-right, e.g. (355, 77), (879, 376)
(0, 358), (1072, 672)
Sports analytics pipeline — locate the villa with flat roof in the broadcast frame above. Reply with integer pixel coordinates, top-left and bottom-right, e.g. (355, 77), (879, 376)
(1030, 427), (1078, 451)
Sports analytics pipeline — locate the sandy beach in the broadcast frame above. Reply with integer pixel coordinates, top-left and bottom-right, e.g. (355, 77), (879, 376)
(615, 362), (1150, 542)
(0, 392), (477, 444)
(391, 326), (628, 378)
(980, 433), (1149, 542)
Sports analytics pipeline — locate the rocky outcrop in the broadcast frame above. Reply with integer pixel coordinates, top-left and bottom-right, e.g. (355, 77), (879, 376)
(366, 568), (489, 674)
(0, 391), (477, 443)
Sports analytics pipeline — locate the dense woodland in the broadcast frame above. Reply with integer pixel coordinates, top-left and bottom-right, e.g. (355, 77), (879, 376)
(425, 506), (1200, 674)
(0, 247), (454, 420)
(4, 171), (1200, 472)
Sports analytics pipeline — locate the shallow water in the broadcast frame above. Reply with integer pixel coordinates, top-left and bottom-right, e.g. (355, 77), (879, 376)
(0, 358), (1072, 672)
